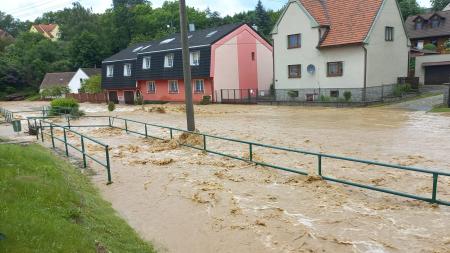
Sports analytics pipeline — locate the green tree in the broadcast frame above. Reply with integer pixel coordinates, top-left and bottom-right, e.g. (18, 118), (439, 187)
(398, 0), (423, 20)
(70, 31), (103, 68)
(255, 0), (271, 36)
(80, 75), (102, 94)
(431, 0), (450, 10)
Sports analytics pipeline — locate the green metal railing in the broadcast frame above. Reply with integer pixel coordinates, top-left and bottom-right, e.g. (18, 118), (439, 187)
(38, 119), (112, 184)
(108, 116), (450, 206)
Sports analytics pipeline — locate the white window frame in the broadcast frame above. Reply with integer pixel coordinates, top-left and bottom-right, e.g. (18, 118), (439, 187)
(106, 65), (114, 77)
(190, 51), (200, 66)
(147, 81), (156, 94)
(193, 79), (204, 93)
(168, 80), (179, 94)
(142, 56), (151, 69)
(123, 63), (132, 77)
(164, 54), (174, 68)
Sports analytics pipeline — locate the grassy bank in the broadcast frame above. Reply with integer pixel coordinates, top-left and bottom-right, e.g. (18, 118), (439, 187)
(430, 104), (450, 113)
(0, 144), (155, 253)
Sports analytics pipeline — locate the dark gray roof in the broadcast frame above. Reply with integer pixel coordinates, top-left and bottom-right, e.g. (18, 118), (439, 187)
(406, 11), (450, 39)
(0, 29), (12, 39)
(80, 68), (101, 77)
(40, 72), (76, 90)
(103, 23), (244, 63)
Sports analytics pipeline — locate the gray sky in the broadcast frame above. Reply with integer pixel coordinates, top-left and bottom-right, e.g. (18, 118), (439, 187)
(2, 0), (433, 21)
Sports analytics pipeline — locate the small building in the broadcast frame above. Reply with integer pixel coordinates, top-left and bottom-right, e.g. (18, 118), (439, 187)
(101, 23), (273, 104)
(40, 72), (76, 93)
(271, 0), (409, 102)
(406, 10), (450, 85)
(0, 29), (13, 39)
(40, 68), (101, 93)
(30, 24), (60, 41)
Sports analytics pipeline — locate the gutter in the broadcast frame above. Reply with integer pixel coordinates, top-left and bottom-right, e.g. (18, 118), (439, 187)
(363, 45), (368, 103)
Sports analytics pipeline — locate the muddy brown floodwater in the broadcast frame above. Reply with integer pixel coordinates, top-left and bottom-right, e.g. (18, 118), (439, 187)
(1, 101), (450, 253)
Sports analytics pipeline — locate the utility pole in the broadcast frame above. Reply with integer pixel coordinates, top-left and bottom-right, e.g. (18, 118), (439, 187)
(179, 0), (196, 131)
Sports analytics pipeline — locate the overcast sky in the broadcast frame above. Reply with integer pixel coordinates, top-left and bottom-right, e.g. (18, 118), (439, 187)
(2, 0), (433, 21)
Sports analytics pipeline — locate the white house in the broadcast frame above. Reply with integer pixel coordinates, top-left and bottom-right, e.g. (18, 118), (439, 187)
(68, 68), (101, 93)
(271, 0), (410, 102)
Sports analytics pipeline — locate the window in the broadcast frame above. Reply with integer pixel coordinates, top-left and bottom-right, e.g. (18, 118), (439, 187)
(190, 51), (200, 66)
(327, 62), (343, 77)
(206, 31), (217, 37)
(194, 79), (204, 93)
(251, 52), (255, 61)
(431, 17), (440, 28)
(288, 34), (301, 49)
(288, 64), (301, 78)
(330, 90), (339, 98)
(106, 65), (114, 77)
(143, 56), (151, 69)
(168, 80), (178, 93)
(123, 63), (132, 76)
(147, 81), (156, 94)
(417, 40), (424, 49)
(415, 21), (423, 30)
(164, 54), (174, 68)
(385, 27), (394, 41)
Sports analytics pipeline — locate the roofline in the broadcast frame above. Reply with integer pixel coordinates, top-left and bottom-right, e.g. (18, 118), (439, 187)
(137, 44), (211, 55)
(318, 42), (364, 49)
(102, 58), (137, 63)
(271, 0), (320, 35)
(409, 34), (450, 39)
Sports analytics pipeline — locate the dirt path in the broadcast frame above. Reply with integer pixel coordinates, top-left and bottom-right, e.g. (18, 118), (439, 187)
(1, 101), (450, 252)
(387, 94), (444, 111)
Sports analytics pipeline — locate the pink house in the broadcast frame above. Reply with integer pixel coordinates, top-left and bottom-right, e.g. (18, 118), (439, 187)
(102, 23), (273, 104)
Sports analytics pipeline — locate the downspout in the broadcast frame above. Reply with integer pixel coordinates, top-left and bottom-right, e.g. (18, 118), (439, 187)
(363, 45), (368, 103)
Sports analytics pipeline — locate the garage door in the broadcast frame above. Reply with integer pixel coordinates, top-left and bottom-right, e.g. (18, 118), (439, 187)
(425, 65), (450, 85)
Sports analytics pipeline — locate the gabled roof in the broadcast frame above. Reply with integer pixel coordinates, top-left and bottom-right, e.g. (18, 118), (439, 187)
(103, 23), (244, 63)
(40, 72), (76, 90)
(80, 68), (101, 77)
(0, 29), (13, 39)
(32, 24), (58, 38)
(406, 10), (450, 39)
(277, 0), (384, 48)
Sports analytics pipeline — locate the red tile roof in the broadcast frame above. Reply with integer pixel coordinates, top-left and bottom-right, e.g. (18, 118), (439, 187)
(299, 0), (384, 47)
(32, 24), (58, 38)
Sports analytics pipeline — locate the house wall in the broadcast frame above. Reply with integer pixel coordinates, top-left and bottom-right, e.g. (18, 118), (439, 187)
(211, 24), (273, 101)
(137, 79), (213, 103)
(272, 1), (365, 90)
(102, 60), (138, 89)
(68, 69), (89, 93)
(365, 0), (409, 87)
(415, 54), (450, 84)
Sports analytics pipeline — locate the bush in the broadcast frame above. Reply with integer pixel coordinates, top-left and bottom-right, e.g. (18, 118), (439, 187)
(393, 83), (412, 97)
(108, 101), (116, 112)
(199, 95), (211, 105)
(343, 91), (352, 102)
(80, 75), (102, 94)
(288, 90), (299, 98)
(320, 95), (330, 102)
(50, 98), (83, 116)
(135, 95), (144, 105)
(423, 43), (437, 51)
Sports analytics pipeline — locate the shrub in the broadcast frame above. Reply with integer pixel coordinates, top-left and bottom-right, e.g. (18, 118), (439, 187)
(343, 91), (352, 102)
(108, 101), (116, 112)
(80, 75), (102, 94)
(423, 43), (437, 51)
(50, 98), (83, 116)
(288, 90), (299, 98)
(393, 83), (412, 97)
(199, 95), (211, 105)
(320, 95), (330, 102)
(135, 95), (144, 105)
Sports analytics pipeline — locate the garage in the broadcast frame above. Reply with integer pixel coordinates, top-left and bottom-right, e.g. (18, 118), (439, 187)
(423, 62), (450, 85)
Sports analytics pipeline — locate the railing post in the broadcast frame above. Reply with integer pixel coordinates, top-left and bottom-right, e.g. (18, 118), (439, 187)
(105, 145), (112, 185)
(318, 155), (322, 176)
(67, 116), (71, 129)
(63, 128), (69, 156)
(34, 119), (39, 140)
(203, 135), (207, 150)
(50, 124), (55, 148)
(125, 119), (128, 133)
(170, 128), (173, 139)
(39, 120), (44, 142)
(144, 124), (148, 138)
(432, 173), (438, 203)
(249, 143), (253, 162)
(108, 117), (112, 127)
(81, 136), (87, 168)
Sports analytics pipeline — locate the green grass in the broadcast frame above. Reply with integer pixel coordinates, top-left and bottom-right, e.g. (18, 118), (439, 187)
(429, 104), (450, 113)
(0, 144), (155, 253)
(369, 92), (442, 108)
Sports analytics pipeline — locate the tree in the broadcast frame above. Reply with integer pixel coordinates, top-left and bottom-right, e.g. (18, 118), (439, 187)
(255, 0), (271, 36)
(80, 75), (102, 93)
(70, 31), (103, 68)
(431, 0), (450, 10)
(398, 0), (423, 20)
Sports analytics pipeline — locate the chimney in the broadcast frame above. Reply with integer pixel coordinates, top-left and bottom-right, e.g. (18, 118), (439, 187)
(189, 24), (196, 32)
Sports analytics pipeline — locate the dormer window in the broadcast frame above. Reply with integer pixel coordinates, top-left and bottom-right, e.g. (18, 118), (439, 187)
(431, 16), (441, 28)
(415, 18), (423, 30)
